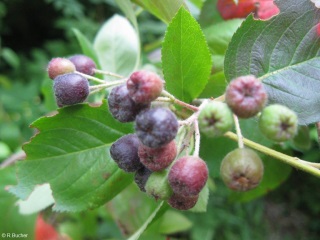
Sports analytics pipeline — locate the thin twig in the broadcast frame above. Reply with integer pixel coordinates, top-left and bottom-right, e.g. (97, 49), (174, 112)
(93, 69), (125, 79)
(233, 114), (244, 148)
(75, 71), (105, 83)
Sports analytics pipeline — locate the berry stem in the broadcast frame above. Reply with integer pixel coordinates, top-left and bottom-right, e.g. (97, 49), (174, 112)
(233, 114), (244, 148)
(89, 79), (127, 91)
(93, 69), (124, 79)
(75, 71), (105, 83)
(224, 131), (320, 178)
(161, 90), (199, 112)
(193, 119), (200, 157)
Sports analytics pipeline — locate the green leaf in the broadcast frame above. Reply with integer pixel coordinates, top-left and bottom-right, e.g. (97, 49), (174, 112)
(10, 101), (134, 212)
(162, 8), (212, 103)
(93, 15), (139, 78)
(199, 0), (223, 28)
(204, 19), (243, 73)
(199, 71), (227, 98)
(133, 0), (187, 24)
(115, 0), (138, 29)
(0, 167), (36, 238)
(224, 0), (320, 124)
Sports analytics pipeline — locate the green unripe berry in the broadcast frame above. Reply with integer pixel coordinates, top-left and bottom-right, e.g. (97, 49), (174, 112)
(198, 101), (234, 137)
(145, 170), (173, 201)
(220, 148), (264, 192)
(259, 104), (298, 142)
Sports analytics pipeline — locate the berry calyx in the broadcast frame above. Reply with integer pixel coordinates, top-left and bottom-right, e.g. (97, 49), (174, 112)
(168, 156), (208, 197)
(220, 148), (264, 192)
(145, 170), (173, 201)
(135, 107), (179, 148)
(68, 54), (96, 76)
(134, 167), (152, 192)
(198, 101), (234, 137)
(53, 73), (89, 107)
(127, 70), (163, 104)
(138, 141), (177, 171)
(225, 75), (267, 118)
(110, 134), (143, 172)
(259, 104), (298, 142)
(108, 84), (150, 123)
(167, 193), (199, 211)
(47, 58), (75, 80)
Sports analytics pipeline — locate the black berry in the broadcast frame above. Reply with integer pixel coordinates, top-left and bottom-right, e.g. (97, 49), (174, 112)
(127, 70), (163, 104)
(108, 84), (150, 123)
(259, 104), (298, 142)
(69, 54), (96, 76)
(110, 134), (143, 172)
(220, 148), (264, 192)
(53, 73), (89, 107)
(135, 107), (179, 148)
(138, 141), (177, 171)
(168, 156), (208, 197)
(225, 75), (267, 118)
(47, 58), (75, 80)
(167, 193), (199, 211)
(198, 101), (234, 137)
(134, 167), (152, 192)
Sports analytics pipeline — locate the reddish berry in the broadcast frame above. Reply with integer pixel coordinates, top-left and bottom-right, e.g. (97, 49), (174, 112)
(225, 75), (267, 118)
(167, 193), (199, 211)
(259, 104), (298, 142)
(138, 141), (177, 171)
(53, 73), (89, 107)
(135, 107), (179, 148)
(168, 156), (208, 197)
(47, 57), (75, 80)
(108, 84), (150, 123)
(220, 148), (264, 192)
(69, 54), (96, 76)
(217, 0), (256, 20)
(127, 70), (163, 103)
(110, 134), (143, 172)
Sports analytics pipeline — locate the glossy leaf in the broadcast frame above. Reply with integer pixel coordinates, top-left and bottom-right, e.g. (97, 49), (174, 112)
(10, 101), (134, 212)
(133, 0), (186, 24)
(162, 8), (212, 103)
(93, 15), (139, 78)
(225, 0), (320, 124)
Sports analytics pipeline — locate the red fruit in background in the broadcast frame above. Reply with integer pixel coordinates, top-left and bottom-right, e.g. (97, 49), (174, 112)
(217, 0), (279, 20)
(35, 214), (59, 240)
(217, 0), (256, 19)
(255, 0), (280, 20)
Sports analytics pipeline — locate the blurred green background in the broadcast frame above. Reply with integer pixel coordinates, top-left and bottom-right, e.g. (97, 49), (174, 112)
(0, 0), (320, 239)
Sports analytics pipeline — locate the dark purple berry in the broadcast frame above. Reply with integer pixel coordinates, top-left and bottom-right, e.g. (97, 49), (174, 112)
(259, 104), (298, 142)
(167, 193), (199, 211)
(47, 58), (75, 80)
(53, 73), (89, 107)
(134, 167), (152, 192)
(138, 141), (177, 171)
(168, 156), (208, 197)
(145, 170), (173, 200)
(225, 75), (267, 118)
(127, 70), (163, 103)
(135, 107), (178, 148)
(69, 54), (96, 76)
(110, 134), (143, 172)
(220, 148), (264, 192)
(108, 84), (150, 123)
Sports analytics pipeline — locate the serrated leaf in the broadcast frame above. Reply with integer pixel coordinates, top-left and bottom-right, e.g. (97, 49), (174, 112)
(10, 101), (134, 212)
(93, 15), (139, 78)
(224, 0), (320, 124)
(162, 8), (212, 103)
(133, 0), (186, 24)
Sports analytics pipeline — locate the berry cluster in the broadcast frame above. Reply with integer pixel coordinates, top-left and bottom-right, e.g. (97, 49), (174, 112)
(46, 54), (300, 208)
